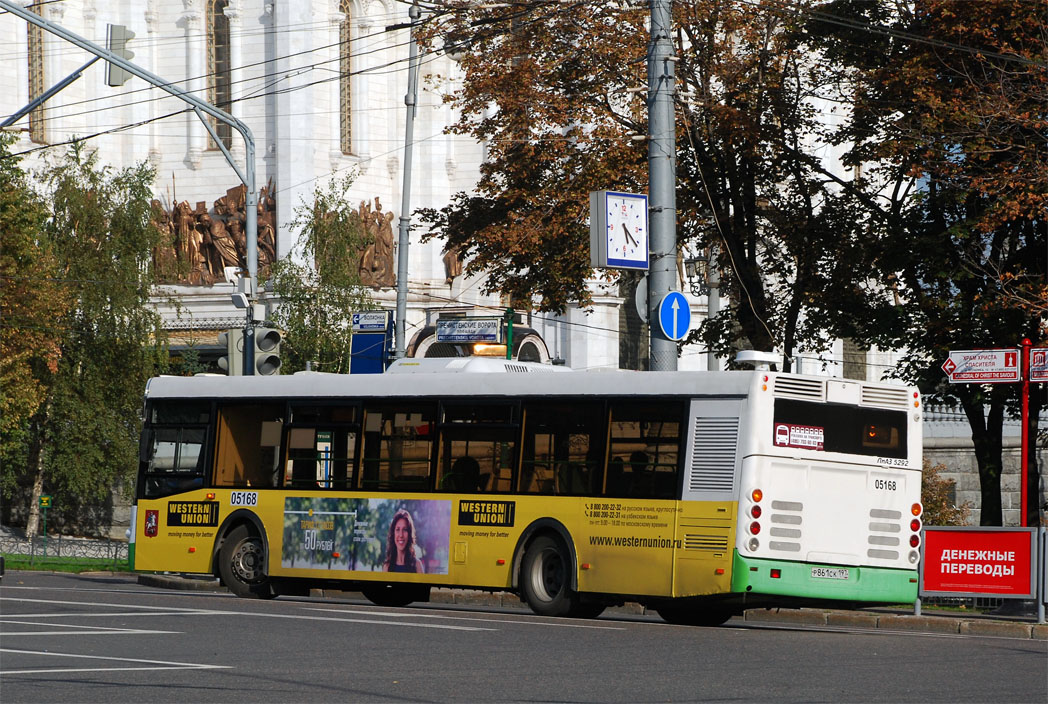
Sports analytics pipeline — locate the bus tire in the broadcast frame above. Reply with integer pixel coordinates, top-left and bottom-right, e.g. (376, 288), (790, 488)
(361, 583), (429, 608)
(656, 605), (733, 627)
(520, 535), (577, 617)
(219, 524), (275, 599)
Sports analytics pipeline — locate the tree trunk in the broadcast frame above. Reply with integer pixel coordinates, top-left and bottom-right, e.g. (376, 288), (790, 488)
(960, 387), (1005, 526)
(23, 402), (51, 538)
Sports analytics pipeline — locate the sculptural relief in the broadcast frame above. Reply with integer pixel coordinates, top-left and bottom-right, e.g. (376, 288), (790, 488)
(150, 182), (278, 285)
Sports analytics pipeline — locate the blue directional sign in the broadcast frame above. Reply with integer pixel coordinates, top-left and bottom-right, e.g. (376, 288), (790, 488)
(657, 291), (691, 342)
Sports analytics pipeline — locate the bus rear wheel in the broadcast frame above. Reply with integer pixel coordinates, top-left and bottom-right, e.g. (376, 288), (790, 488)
(656, 605), (734, 627)
(521, 535), (579, 617)
(219, 524), (275, 599)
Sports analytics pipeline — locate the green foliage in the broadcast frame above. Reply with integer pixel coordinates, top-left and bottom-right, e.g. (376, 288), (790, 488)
(0, 134), (59, 490)
(921, 459), (972, 527)
(267, 173), (373, 374)
(1, 142), (168, 531)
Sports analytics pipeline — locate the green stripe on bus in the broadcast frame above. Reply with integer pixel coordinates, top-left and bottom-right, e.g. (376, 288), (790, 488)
(730, 551), (918, 604)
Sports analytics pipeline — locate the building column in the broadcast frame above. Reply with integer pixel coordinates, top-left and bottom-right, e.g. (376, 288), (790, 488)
(181, 0), (205, 168)
(225, 1), (245, 164)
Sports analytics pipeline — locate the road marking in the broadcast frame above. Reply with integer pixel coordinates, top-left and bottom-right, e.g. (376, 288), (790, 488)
(1, 648), (230, 675)
(0, 596), (493, 632)
(303, 607), (627, 630)
(0, 619), (178, 636)
(1, 596), (213, 612)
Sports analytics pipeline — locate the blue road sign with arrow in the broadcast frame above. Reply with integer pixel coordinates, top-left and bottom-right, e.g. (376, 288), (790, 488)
(657, 291), (691, 342)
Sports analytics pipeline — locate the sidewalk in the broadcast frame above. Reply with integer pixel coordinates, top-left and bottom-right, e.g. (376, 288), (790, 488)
(137, 574), (1048, 640)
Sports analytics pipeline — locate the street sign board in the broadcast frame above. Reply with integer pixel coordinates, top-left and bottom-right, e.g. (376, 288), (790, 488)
(436, 317), (503, 343)
(1031, 347), (1048, 383)
(920, 527), (1037, 599)
(39, 495), (52, 508)
(657, 291), (691, 342)
(352, 310), (390, 332)
(941, 348), (1020, 383)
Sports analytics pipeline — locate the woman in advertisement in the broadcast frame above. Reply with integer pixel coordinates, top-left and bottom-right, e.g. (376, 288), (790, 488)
(384, 508), (426, 573)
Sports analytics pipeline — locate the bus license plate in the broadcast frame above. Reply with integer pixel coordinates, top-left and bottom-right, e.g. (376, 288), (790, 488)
(811, 567), (850, 580)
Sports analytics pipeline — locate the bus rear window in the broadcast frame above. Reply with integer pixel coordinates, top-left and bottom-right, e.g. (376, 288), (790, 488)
(773, 399), (907, 459)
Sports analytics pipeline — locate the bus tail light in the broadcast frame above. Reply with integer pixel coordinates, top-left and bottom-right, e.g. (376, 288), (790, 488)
(770, 568), (781, 579)
(909, 551), (920, 564)
(750, 505), (762, 519)
(909, 534), (920, 548)
(911, 503), (922, 517)
(747, 537), (759, 552)
(749, 521), (761, 535)
(910, 518), (921, 532)
(751, 488), (763, 503)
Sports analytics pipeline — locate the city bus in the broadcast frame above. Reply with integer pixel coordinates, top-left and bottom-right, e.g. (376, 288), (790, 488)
(130, 356), (924, 625)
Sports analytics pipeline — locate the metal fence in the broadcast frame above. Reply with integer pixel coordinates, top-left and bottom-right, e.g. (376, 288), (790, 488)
(0, 535), (129, 568)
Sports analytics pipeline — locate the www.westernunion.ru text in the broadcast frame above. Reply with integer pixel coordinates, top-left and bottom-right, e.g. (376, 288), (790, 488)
(589, 535), (681, 549)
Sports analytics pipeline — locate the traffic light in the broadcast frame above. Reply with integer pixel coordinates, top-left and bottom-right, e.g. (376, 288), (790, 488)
(217, 329), (244, 376)
(254, 327), (282, 375)
(105, 24), (135, 87)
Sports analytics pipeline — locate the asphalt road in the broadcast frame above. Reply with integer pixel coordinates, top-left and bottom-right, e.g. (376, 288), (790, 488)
(2, 572), (1045, 704)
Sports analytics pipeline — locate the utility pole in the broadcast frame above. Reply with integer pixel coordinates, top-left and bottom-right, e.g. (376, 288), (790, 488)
(394, 2), (422, 359)
(647, 0), (678, 371)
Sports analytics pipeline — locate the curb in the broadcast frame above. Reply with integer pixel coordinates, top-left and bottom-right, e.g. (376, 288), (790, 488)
(136, 575), (1046, 640)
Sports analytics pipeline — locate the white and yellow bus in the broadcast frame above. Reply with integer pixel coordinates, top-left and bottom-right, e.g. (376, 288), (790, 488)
(131, 356), (924, 625)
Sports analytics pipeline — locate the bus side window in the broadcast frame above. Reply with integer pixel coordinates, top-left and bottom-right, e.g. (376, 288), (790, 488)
(520, 403), (604, 496)
(213, 403), (283, 488)
(359, 404), (435, 491)
(607, 402), (684, 500)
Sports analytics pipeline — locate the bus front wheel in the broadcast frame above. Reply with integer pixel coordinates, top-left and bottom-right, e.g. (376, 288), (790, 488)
(521, 535), (578, 617)
(219, 524), (275, 599)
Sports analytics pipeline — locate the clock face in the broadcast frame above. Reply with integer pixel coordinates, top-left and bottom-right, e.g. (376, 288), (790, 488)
(605, 193), (648, 268)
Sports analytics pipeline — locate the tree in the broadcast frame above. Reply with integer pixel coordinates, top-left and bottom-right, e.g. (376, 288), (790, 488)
(1, 142), (168, 536)
(267, 174), (374, 374)
(921, 459), (972, 527)
(0, 135), (68, 497)
(813, 0), (1046, 524)
(420, 2), (877, 369)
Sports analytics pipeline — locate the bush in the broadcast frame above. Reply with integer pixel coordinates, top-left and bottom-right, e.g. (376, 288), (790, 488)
(921, 459), (972, 526)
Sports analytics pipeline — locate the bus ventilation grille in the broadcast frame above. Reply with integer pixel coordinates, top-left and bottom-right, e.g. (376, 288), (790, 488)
(689, 418), (738, 492)
(861, 385), (911, 410)
(773, 377), (823, 400)
(768, 500), (803, 552)
(505, 364), (532, 373)
(684, 534), (729, 552)
(867, 508), (902, 560)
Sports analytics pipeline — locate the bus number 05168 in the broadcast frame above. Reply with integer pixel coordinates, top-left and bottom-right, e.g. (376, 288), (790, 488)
(873, 479), (897, 491)
(230, 491), (258, 506)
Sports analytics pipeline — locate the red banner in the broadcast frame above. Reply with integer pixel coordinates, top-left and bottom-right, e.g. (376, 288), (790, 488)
(921, 528), (1035, 597)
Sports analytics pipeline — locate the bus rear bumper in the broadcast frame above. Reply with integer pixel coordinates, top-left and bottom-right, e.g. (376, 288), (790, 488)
(730, 551), (918, 604)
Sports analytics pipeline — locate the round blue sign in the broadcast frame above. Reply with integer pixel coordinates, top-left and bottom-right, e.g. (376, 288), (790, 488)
(657, 291), (691, 341)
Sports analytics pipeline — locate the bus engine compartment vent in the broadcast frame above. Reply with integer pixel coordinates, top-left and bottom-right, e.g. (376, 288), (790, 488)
(772, 377), (823, 401)
(689, 418), (739, 492)
(860, 385), (911, 410)
(684, 533), (730, 552)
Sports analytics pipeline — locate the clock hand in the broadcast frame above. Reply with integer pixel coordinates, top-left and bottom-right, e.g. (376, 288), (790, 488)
(621, 223), (637, 247)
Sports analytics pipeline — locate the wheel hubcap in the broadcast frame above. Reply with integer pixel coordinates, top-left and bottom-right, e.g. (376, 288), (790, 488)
(232, 539), (264, 583)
